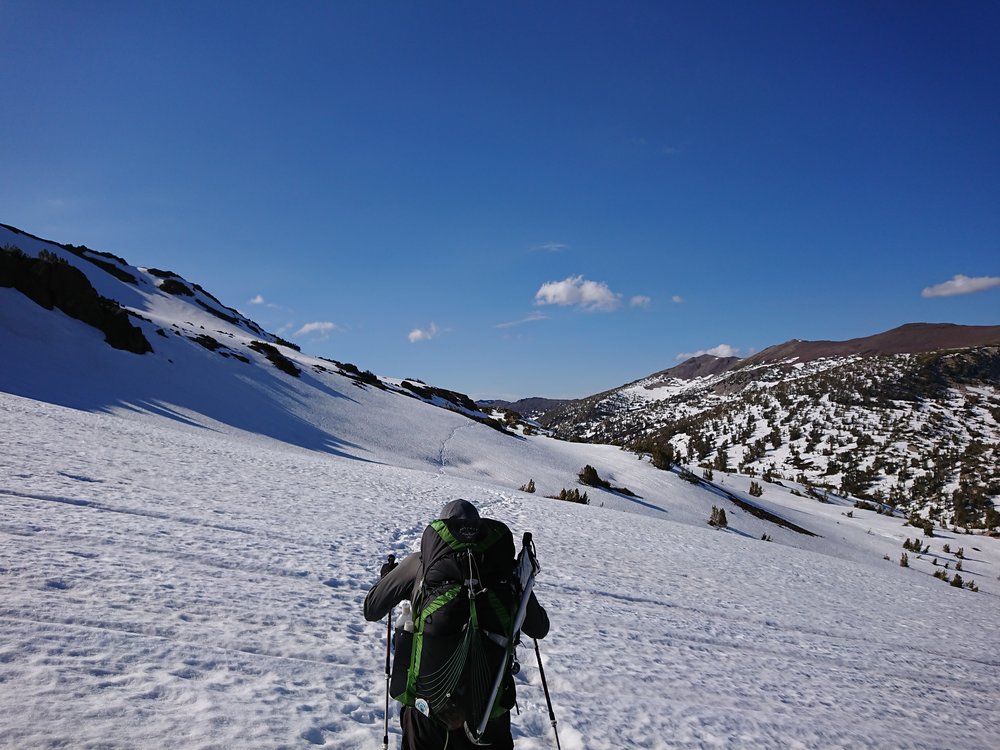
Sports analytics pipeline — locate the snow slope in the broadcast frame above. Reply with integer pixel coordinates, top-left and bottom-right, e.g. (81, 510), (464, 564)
(3, 393), (999, 749)
(3, 223), (1000, 748)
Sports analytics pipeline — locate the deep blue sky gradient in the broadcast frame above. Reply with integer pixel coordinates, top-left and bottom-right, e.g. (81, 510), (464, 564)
(2, 1), (998, 398)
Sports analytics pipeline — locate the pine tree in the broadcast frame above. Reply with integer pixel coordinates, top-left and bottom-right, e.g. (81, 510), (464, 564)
(578, 465), (610, 489)
(557, 488), (589, 504)
(900, 552), (909, 568)
(651, 443), (674, 470)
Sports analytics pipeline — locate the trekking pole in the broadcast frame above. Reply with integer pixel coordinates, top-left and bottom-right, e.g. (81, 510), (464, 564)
(382, 554), (395, 750)
(533, 638), (561, 750)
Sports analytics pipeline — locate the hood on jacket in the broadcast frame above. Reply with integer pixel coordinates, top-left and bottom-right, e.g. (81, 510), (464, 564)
(438, 498), (480, 522)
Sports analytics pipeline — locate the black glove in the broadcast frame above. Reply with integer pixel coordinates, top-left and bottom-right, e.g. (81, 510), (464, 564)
(380, 555), (397, 579)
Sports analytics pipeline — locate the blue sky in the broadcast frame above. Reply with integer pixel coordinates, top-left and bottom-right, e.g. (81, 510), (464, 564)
(2, 1), (998, 399)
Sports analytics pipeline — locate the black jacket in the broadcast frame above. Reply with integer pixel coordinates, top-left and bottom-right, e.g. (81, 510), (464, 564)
(364, 551), (550, 639)
(363, 501), (549, 640)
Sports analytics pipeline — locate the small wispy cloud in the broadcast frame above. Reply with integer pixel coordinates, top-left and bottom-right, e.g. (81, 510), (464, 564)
(532, 242), (570, 253)
(676, 344), (742, 361)
(630, 295), (652, 309)
(294, 321), (337, 337)
(672, 295), (684, 304)
(248, 294), (290, 312)
(496, 312), (549, 329)
(921, 274), (1000, 298)
(534, 275), (622, 312)
(632, 138), (680, 157)
(408, 322), (440, 343)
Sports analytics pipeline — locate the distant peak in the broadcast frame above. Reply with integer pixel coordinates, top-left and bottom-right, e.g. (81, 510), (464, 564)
(745, 323), (1000, 365)
(652, 355), (742, 381)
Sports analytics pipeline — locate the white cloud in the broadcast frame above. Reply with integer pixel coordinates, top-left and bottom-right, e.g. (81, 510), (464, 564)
(294, 321), (337, 337)
(532, 242), (569, 253)
(675, 344), (742, 361)
(630, 295), (652, 309)
(248, 294), (290, 311)
(921, 274), (1000, 298)
(672, 295), (684, 304)
(534, 275), (622, 312)
(408, 323), (440, 343)
(496, 312), (549, 329)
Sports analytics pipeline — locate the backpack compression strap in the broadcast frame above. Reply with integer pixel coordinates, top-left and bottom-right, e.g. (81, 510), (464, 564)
(400, 583), (463, 707)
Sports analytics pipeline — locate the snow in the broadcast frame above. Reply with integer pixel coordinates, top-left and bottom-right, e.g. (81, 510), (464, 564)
(3, 393), (999, 749)
(3, 224), (1000, 748)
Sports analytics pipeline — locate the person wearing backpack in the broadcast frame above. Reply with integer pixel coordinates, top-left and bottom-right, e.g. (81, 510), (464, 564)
(364, 499), (550, 749)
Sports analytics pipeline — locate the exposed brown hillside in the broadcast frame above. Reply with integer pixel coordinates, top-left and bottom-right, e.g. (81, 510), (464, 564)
(743, 323), (1000, 366)
(651, 354), (742, 381)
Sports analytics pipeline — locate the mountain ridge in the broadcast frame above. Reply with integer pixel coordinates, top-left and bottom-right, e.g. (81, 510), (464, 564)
(0, 221), (516, 445)
(743, 322), (1000, 366)
(3, 220), (998, 533)
(538, 338), (1000, 529)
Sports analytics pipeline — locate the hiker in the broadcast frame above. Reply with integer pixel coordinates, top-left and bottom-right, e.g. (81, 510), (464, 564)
(364, 499), (550, 750)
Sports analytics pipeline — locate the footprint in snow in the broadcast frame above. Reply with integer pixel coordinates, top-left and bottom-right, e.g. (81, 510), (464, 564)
(301, 727), (326, 745)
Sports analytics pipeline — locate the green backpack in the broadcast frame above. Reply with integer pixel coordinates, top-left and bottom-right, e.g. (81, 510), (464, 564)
(390, 516), (519, 730)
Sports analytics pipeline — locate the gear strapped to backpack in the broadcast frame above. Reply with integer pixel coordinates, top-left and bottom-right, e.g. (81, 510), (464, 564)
(389, 515), (525, 733)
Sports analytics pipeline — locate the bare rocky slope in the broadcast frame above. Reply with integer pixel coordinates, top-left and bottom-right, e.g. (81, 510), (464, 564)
(540, 326), (1000, 530)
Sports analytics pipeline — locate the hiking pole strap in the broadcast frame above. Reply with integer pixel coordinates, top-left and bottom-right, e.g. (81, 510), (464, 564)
(534, 638), (561, 750)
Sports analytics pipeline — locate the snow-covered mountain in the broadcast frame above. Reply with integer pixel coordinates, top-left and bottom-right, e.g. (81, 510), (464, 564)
(540, 326), (1000, 531)
(3, 222), (1000, 749)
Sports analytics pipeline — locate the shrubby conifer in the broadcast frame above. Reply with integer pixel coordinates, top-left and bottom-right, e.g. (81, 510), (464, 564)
(579, 465), (610, 489)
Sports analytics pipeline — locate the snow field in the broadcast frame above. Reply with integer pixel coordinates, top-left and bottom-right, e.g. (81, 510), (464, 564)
(2, 393), (999, 749)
